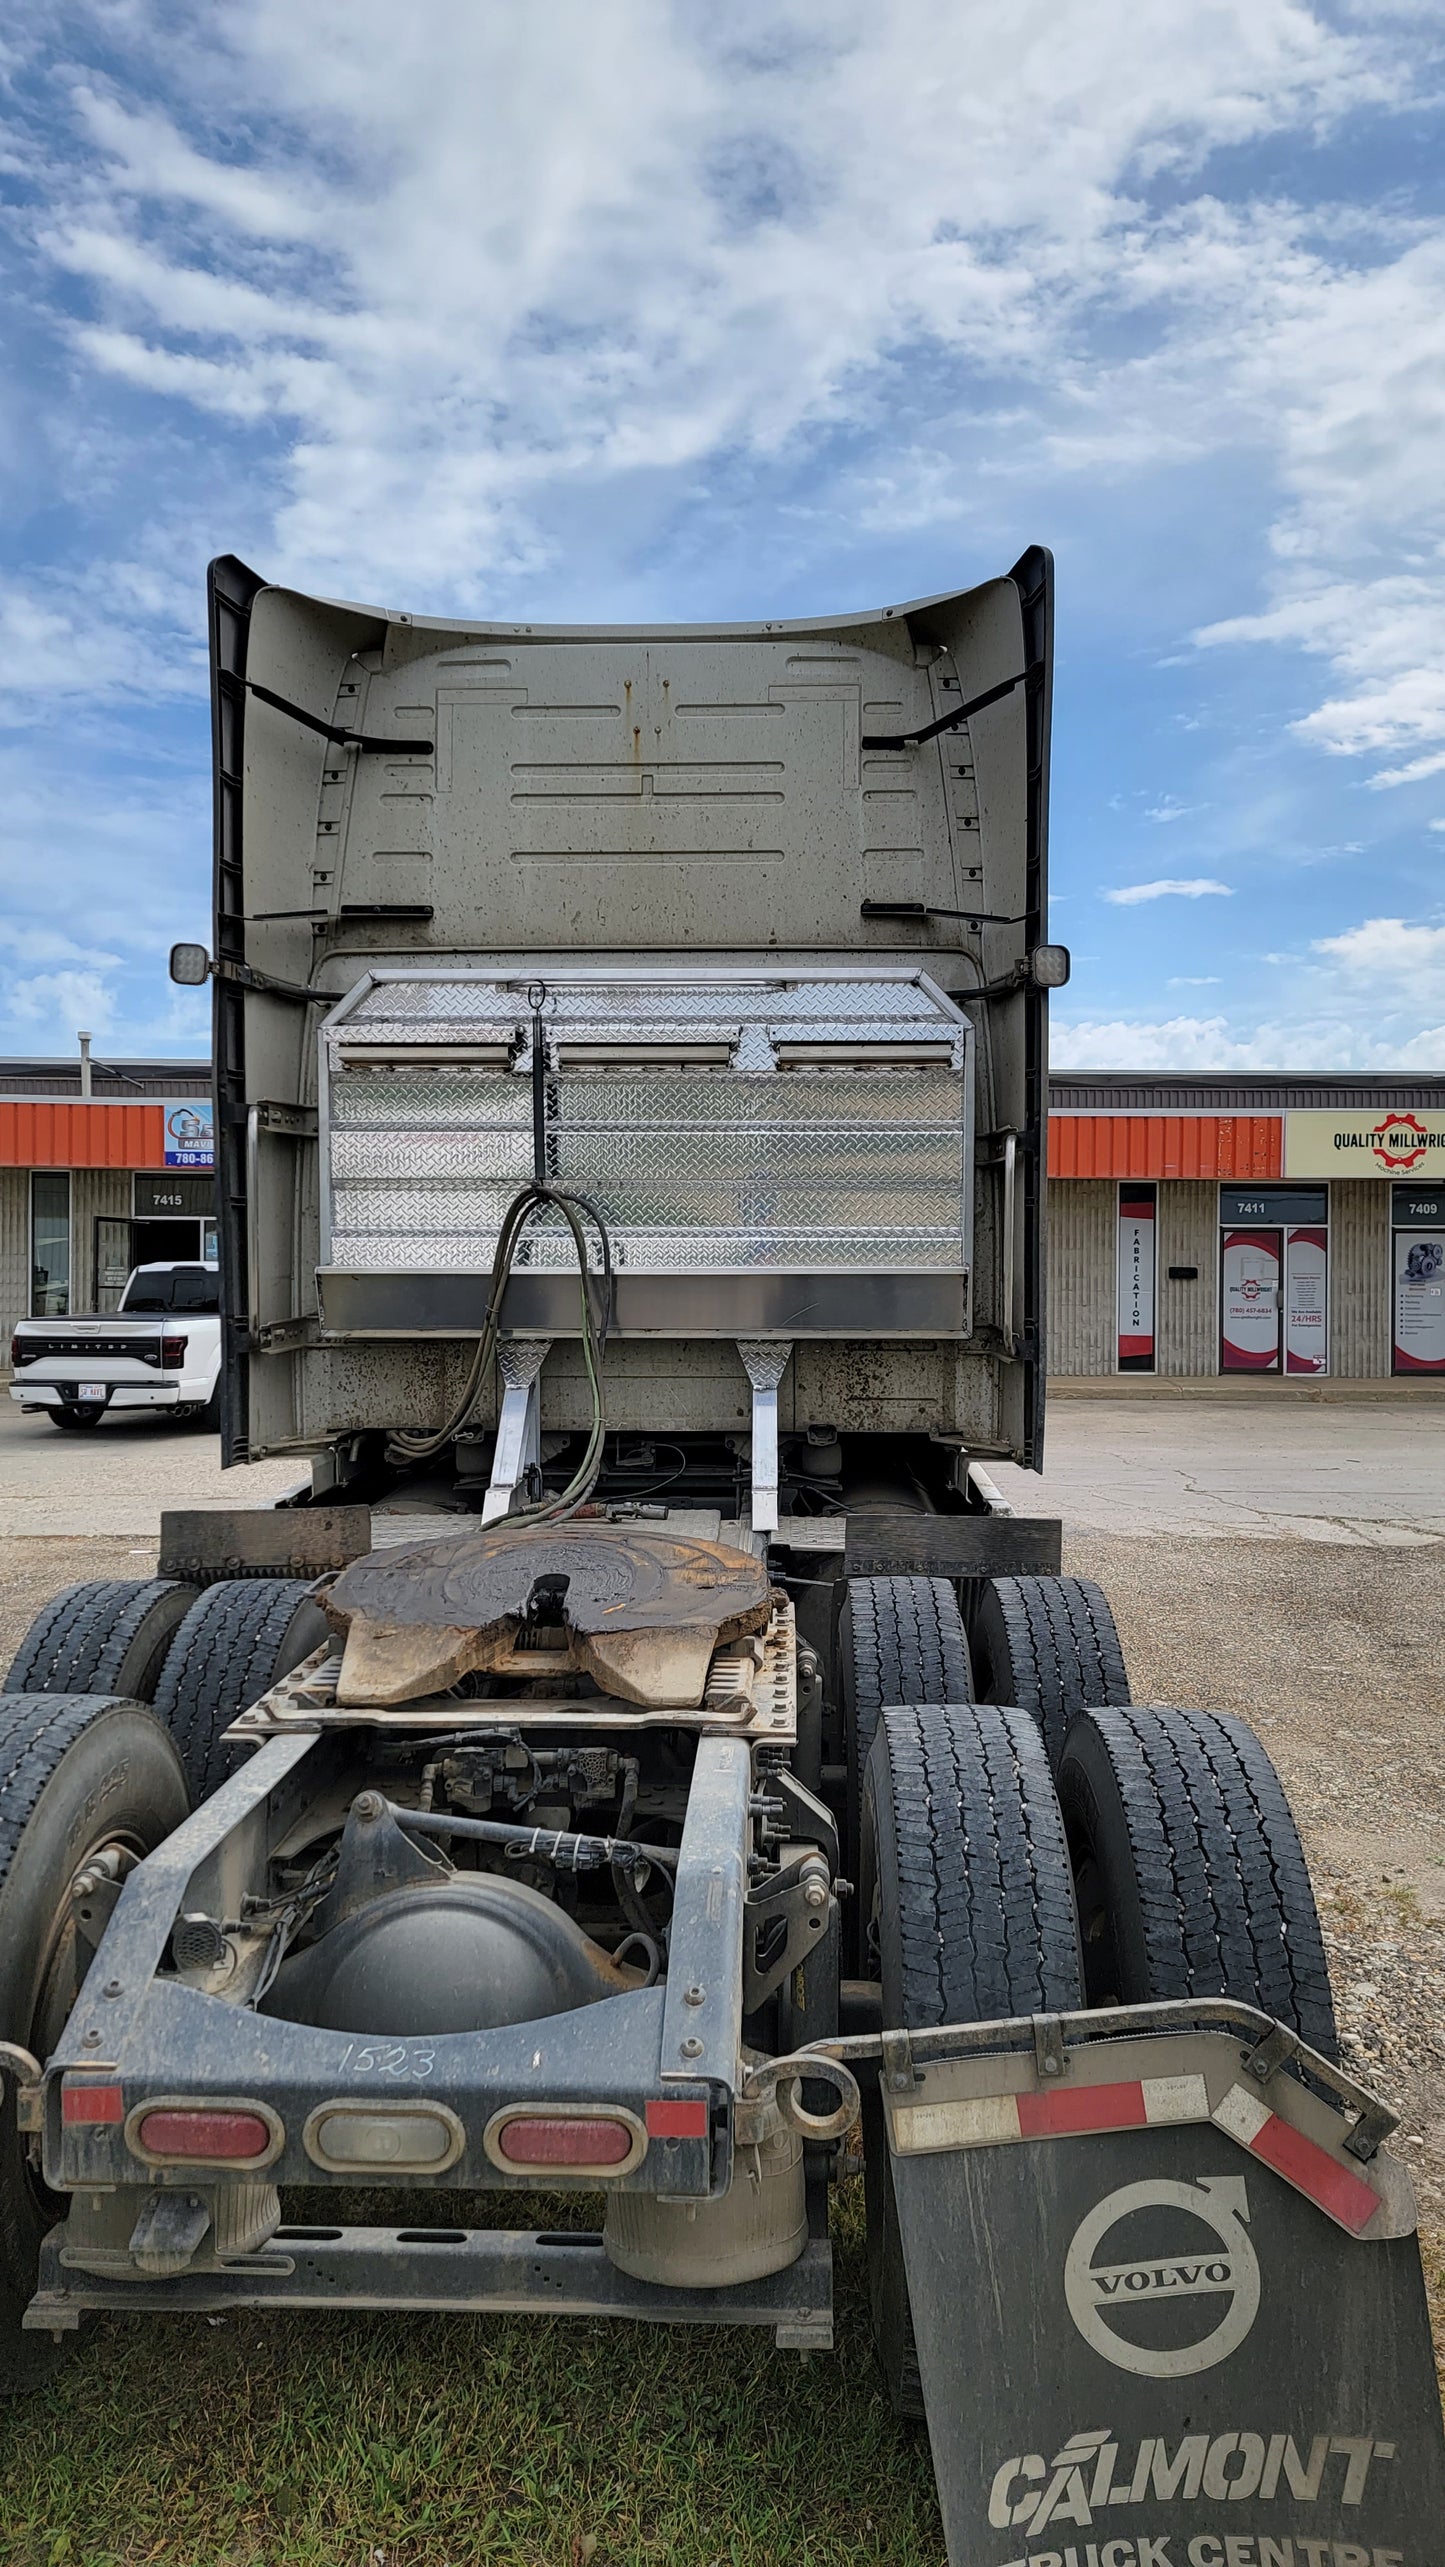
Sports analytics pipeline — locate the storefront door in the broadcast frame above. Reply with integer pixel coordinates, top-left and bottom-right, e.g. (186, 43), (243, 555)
(1221, 1227), (1281, 1370)
(1219, 1186), (1330, 1375)
(1392, 1185), (1445, 1373)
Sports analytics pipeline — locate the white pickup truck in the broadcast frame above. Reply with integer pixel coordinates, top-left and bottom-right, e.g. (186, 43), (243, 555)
(8, 1261), (222, 1430)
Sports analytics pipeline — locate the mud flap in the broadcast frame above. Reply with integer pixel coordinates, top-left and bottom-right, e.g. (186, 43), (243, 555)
(882, 2020), (1445, 2566)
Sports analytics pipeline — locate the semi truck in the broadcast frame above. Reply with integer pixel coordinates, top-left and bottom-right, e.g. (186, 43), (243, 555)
(0, 550), (1440, 2563)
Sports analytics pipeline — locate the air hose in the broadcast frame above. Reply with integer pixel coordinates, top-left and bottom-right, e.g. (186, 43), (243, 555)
(385, 1177), (613, 1521)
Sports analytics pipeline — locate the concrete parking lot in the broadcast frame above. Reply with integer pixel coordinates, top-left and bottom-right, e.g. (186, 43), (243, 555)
(0, 1397), (305, 1535)
(991, 1388), (1445, 1544)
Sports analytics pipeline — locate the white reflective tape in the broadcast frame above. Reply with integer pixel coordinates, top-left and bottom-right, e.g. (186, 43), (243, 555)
(891, 2095), (1021, 2154)
(1213, 2083), (1272, 2146)
(1141, 2074), (1210, 2125)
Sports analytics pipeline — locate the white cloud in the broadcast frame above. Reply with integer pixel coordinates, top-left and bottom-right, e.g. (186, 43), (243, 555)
(1144, 796), (1199, 823)
(1312, 915), (1445, 1006)
(1102, 878), (1234, 904)
(16, 0), (1410, 607)
(4, 969), (118, 1044)
(1051, 1010), (1445, 1070)
(1168, 974), (1222, 985)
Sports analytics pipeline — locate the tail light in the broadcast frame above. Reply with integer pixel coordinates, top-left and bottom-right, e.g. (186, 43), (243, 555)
(129, 2103), (280, 2165)
(485, 2109), (645, 2174)
(10, 1336), (31, 1367)
(160, 1334), (188, 1368)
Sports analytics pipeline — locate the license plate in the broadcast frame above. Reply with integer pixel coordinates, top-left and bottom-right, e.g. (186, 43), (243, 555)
(77, 1383), (108, 1403)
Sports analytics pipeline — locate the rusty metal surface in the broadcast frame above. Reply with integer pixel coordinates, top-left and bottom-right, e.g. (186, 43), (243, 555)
(226, 1593), (798, 1744)
(323, 1520), (771, 1707)
(158, 1505), (373, 1584)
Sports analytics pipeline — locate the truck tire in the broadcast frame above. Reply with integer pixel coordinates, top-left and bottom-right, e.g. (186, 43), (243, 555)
(0, 1693), (188, 2390)
(151, 1579), (332, 1799)
(860, 1701), (1083, 2414)
(840, 1573), (972, 1779)
(971, 1575), (1130, 1767)
(189, 1381), (222, 1433)
(4, 1580), (198, 1705)
(1057, 1706), (1337, 2059)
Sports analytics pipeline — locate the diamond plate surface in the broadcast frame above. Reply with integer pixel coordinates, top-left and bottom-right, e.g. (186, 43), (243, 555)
(323, 972), (970, 1287)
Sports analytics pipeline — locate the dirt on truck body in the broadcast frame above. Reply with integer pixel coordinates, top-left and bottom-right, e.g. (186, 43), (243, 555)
(0, 549), (1440, 2566)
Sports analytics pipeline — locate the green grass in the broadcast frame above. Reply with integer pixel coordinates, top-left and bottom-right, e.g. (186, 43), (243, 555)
(0, 2183), (944, 2567)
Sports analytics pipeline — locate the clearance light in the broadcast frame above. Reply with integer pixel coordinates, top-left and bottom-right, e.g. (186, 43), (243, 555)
(134, 2107), (275, 2163)
(489, 2113), (643, 2174)
(303, 2103), (464, 2174)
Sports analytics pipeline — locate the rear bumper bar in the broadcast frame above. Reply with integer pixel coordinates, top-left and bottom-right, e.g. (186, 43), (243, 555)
(29, 2216), (834, 2349)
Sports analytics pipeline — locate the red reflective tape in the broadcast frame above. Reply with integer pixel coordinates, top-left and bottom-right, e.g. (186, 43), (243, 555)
(62, 2083), (123, 2126)
(1017, 2080), (1148, 2140)
(645, 2097), (708, 2139)
(1248, 2111), (1380, 2236)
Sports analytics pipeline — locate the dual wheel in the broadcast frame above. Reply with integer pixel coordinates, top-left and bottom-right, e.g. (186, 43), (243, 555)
(0, 1572), (331, 2391)
(845, 1574), (1337, 2416)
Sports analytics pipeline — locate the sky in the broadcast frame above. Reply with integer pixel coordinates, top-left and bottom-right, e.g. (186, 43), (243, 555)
(2, 2), (1444, 1071)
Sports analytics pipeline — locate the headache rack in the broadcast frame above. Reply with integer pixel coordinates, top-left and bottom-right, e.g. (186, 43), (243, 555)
(315, 967), (974, 1340)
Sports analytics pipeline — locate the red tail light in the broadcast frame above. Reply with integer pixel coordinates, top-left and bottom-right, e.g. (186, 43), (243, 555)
(160, 1334), (188, 1368)
(133, 2107), (275, 2163)
(494, 2115), (637, 2169)
(10, 1335), (28, 1367)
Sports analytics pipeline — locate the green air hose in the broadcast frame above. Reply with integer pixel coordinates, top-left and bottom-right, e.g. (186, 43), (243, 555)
(385, 1180), (613, 1522)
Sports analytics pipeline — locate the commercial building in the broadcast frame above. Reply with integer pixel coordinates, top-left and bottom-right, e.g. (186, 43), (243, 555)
(1050, 1074), (1445, 1380)
(0, 1054), (214, 1348)
(3, 1053), (1441, 1386)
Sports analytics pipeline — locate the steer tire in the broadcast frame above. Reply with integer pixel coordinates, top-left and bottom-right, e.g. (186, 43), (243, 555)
(0, 1693), (188, 2391)
(1057, 1705), (1338, 2058)
(860, 1701), (1083, 2416)
(971, 1575), (1131, 1768)
(151, 1579), (332, 1800)
(4, 1580), (199, 1704)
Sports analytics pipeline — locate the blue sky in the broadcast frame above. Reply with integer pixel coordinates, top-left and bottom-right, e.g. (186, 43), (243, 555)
(2, 1), (1444, 1068)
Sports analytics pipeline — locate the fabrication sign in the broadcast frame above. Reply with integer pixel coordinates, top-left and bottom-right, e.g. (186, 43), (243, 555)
(1117, 1186), (1156, 1372)
(1286, 1108), (1445, 1180)
(162, 1097), (214, 1170)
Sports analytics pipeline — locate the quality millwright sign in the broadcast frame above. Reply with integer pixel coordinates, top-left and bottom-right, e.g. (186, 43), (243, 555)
(1285, 1109), (1445, 1181)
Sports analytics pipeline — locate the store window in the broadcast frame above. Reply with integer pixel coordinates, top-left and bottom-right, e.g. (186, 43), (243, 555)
(1117, 1183), (1157, 1372)
(30, 1172), (71, 1316)
(1219, 1185), (1328, 1375)
(1391, 1184), (1445, 1375)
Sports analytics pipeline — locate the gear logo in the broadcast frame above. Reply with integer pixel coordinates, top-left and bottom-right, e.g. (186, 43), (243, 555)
(1064, 2174), (1260, 2379)
(1371, 1111), (1430, 1171)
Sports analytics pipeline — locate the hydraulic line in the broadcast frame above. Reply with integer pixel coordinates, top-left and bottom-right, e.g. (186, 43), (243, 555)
(385, 1177), (613, 1521)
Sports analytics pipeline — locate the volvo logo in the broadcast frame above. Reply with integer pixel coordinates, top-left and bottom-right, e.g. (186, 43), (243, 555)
(1063, 2175), (1260, 2378)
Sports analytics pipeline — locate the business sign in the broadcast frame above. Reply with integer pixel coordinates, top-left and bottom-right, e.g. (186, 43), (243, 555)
(162, 1097), (214, 1169)
(1221, 1228), (1279, 1370)
(1286, 1108), (1445, 1179)
(1394, 1229), (1445, 1373)
(1116, 1186), (1156, 1372)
